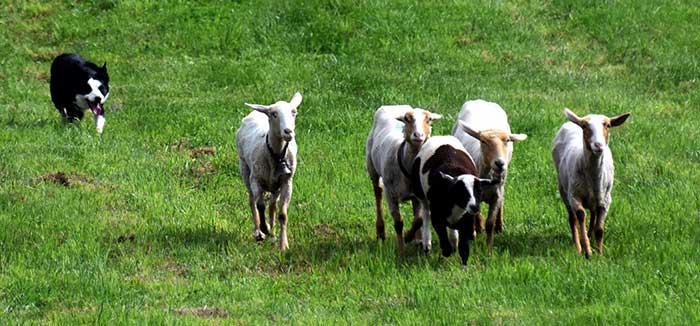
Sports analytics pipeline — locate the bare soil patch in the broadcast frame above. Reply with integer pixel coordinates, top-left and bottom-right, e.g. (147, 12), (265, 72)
(172, 306), (229, 319)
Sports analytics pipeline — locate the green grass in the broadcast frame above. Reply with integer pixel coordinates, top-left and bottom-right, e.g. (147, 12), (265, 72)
(1, 0), (699, 324)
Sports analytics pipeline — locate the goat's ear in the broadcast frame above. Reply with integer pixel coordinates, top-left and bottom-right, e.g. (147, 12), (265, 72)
(459, 121), (481, 140)
(509, 133), (528, 142)
(429, 113), (443, 121)
(477, 177), (500, 187)
(289, 92), (302, 108)
(564, 108), (584, 125)
(439, 172), (455, 183)
(245, 103), (271, 115)
(396, 113), (413, 124)
(610, 112), (630, 127)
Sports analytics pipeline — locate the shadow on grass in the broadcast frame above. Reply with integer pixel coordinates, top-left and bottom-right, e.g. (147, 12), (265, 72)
(475, 229), (572, 258)
(4, 116), (54, 129)
(142, 223), (240, 250)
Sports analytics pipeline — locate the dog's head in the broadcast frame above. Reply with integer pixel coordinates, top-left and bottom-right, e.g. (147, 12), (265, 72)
(77, 62), (109, 133)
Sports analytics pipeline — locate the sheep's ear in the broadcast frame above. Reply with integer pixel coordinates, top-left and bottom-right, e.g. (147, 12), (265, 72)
(245, 103), (271, 115)
(509, 133), (528, 142)
(610, 112), (630, 127)
(429, 113), (443, 121)
(439, 172), (455, 183)
(459, 121), (481, 140)
(289, 92), (302, 108)
(564, 108), (584, 125)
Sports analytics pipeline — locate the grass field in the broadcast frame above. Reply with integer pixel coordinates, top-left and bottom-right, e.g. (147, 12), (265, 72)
(1, 0), (699, 324)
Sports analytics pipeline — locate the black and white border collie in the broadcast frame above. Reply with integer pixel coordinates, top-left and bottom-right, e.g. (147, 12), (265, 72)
(50, 53), (110, 133)
(407, 136), (499, 266)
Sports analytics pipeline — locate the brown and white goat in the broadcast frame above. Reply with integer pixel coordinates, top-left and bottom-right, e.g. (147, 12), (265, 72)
(452, 100), (527, 252)
(552, 108), (630, 257)
(366, 105), (442, 253)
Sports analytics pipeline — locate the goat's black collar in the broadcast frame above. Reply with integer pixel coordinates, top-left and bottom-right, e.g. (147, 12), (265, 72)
(266, 134), (289, 164)
(397, 140), (411, 178)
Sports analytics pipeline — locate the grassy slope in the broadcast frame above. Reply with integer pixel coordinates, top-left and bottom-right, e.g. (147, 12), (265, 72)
(1, 0), (699, 324)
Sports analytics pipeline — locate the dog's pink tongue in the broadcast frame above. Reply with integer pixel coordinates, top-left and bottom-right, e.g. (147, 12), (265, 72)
(92, 103), (104, 116)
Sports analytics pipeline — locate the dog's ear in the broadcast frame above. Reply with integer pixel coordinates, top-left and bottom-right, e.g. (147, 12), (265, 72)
(101, 62), (107, 72)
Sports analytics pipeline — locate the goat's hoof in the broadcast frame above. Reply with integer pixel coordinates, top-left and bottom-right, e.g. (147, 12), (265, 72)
(403, 232), (414, 243)
(253, 230), (266, 242)
(260, 223), (271, 235)
(441, 247), (454, 257)
(376, 230), (386, 241)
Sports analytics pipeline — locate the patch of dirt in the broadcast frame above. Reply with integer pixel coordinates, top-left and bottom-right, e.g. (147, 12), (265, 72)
(109, 98), (124, 113)
(189, 146), (216, 158)
(172, 306), (229, 319)
(24, 67), (49, 82)
(117, 234), (136, 243)
(192, 161), (215, 179)
(160, 258), (189, 277)
(170, 138), (191, 151)
(30, 48), (64, 62)
(40, 172), (94, 187)
(314, 223), (335, 237)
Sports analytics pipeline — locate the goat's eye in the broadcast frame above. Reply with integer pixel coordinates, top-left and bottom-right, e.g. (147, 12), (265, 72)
(271, 112), (278, 118)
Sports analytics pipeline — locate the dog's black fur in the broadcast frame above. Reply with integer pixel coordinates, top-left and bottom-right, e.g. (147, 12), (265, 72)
(50, 53), (109, 130)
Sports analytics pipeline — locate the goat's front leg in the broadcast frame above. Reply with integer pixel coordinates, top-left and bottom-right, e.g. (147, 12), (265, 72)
(248, 183), (266, 241)
(484, 201), (499, 254)
(277, 182), (293, 250)
(257, 196), (271, 236)
(494, 203), (504, 233)
(593, 206), (608, 255)
(575, 203), (592, 259)
(267, 192), (280, 236)
(403, 198), (423, 244)
(385, 193), (404, 254)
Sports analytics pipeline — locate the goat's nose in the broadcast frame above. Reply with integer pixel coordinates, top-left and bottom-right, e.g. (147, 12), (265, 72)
(468, 204), (479, 212)
(284, 128), (293, 135)
(593, 142), (604, 150)
(494, 159), (505, 170)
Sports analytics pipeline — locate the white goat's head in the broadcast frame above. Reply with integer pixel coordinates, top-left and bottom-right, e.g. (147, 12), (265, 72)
(459, 121), (527, 177)
(564, 108), (630, 156)
(396, 108), (442, 145)
(245, 92), (302, 142)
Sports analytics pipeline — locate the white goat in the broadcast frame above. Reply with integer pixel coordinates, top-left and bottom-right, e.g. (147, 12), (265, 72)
(366, 105), (442, 253)
(452, 100), (527, 251)
(552, 108), (630, 257)
(236, 92), (302, 250)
